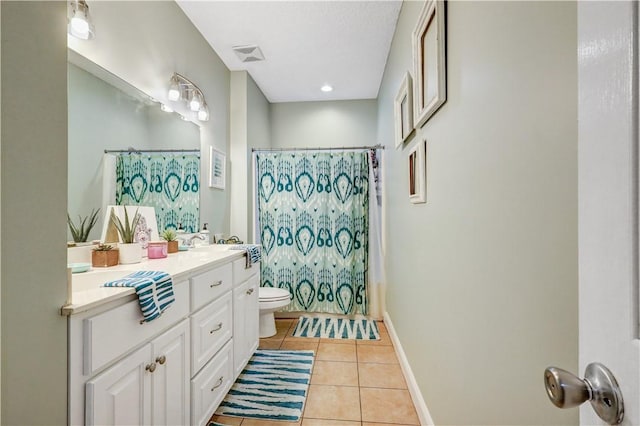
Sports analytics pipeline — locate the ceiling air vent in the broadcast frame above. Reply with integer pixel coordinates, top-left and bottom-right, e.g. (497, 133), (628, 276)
(232, 45), (265, 63)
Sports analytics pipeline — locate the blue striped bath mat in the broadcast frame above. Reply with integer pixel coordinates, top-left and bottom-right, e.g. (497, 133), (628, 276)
(293, 315), (380, 340)
(214, 350), (314, 422)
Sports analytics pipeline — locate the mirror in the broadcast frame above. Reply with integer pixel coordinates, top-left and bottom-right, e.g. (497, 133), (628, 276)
(67, 49), (201, 242)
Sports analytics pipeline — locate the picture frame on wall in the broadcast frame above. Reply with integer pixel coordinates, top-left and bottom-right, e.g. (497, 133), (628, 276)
(412, 0), (446, 128)
(209, 147), (226, 189)
(408, 139), (427, 203)
(394, 72), (414, 148)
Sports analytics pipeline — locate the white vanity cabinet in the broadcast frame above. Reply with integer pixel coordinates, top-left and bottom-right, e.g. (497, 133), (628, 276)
(232, 259), (260, 376)
(86, 319), (189, 426)
(67, 250), (260, 426)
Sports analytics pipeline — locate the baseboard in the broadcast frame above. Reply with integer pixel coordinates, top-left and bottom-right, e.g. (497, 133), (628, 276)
(384, 311), (434, 426)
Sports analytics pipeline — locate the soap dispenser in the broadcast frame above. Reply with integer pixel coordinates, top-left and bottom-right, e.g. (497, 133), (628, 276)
(200, 223), (210, 245)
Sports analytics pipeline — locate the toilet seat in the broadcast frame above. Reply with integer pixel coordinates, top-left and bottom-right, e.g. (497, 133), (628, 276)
(259, 287), (290, 302)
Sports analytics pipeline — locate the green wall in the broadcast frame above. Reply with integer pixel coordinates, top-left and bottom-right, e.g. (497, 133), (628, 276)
(1, 2), (68, 424)
(377, 1), (578, 424)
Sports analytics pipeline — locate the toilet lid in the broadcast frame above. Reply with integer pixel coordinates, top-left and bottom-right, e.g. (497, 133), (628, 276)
(259, 287), (290, 301)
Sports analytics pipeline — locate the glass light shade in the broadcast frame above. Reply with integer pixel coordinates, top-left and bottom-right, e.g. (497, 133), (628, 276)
(168, 88), (180, 101)
(189, 92), (201, 112)
(68, 1), (94, 40)
(160, 103), (173, 113)
(198, 103), (209, 121)
(168, 76), (181, 101)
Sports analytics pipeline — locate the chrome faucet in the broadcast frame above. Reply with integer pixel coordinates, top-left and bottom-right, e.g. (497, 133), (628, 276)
(181, 233), (206, 247)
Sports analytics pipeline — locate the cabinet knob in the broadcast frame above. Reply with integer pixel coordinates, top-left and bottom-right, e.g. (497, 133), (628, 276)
(211, 376), (224, 391)
(246, 288), (254, 295)
(210, 280), (223, 288)
(155, 355), (166, 365)
(145, 363), (157, 373)
(210, 322), (223, 334)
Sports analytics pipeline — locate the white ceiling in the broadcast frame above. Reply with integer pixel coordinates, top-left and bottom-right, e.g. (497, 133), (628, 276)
(176, 1), (402, 103)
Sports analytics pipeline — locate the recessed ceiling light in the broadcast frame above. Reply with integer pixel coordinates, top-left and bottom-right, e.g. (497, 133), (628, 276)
(321, 84), (333, 92)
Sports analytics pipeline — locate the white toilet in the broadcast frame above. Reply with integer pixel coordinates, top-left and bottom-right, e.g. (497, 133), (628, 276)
(258, 287), (291, 338)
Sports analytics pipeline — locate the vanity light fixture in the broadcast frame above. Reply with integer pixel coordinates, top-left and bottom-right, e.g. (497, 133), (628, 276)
(68, 0), (95, 40)
(321, 84), (333, 93)
(166, 73), (209, 122)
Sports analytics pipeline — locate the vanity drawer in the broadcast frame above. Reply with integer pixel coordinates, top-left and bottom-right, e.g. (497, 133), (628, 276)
(232, 258), (260, 286)
(191, 291), (232, 376)
(83, 281), (188, 376)
(190, 263), (232, 311)
(191, 339), (233, 426)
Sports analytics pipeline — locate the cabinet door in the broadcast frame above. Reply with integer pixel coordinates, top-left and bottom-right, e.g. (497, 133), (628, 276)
(233, 274), (260, 377)
(86, 345), (152, 426)
(151, 319), (190, 426)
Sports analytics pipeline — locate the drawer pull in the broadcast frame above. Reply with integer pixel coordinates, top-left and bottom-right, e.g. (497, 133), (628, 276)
(246, 288), (254, 295)
(145, 363), (157, 373)
(156, 355), (166, 365)
(211, 376), (224, 391)
(210, 322), (223, 334)
(210, 280), (223, 288)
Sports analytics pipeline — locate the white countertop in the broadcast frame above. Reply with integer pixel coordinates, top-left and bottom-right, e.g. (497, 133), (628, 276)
(62, 245), (245, 315)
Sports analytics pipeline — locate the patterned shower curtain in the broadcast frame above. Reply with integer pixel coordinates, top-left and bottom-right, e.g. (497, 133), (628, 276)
(256, 151), (369, 315)
(116, 153), (200, 232)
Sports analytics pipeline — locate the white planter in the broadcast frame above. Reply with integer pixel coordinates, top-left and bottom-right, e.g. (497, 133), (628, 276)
(118, 242), (142, 264)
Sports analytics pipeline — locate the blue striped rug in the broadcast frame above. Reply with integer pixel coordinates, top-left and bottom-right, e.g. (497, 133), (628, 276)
(214, 350), (314, 422)
(293, 315), (381, 340)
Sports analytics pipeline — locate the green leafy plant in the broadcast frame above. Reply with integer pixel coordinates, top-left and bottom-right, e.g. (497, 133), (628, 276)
(67, 208), (100, 243)
(93, 243), (114, 251)
(161, 229), (177, 242)
(110, 206), (140, 244)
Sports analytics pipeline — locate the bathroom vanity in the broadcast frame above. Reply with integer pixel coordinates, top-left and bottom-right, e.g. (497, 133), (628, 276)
(63, 246), (259, 426)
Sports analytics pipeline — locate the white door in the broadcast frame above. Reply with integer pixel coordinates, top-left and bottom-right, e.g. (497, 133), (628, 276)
(577, 1), (640, 424)
(151, 319), (190, 426)
(85, 344), (152, 426)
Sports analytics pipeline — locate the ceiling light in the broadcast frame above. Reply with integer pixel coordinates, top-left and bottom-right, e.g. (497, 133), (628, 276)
(321, 84), (333, 92)
(198, 103), (209, 121)
(160, 103), (173, 113)
(68, 0), (95, 40)
(166, 73), (209, 122)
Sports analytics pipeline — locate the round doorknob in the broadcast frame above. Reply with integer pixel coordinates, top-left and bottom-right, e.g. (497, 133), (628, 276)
(544, 363), (624, 425)
(544, 367), (590, 408)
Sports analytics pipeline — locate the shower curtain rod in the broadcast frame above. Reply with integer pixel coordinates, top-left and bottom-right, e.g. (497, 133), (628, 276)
(104, 148), (200, 154)
(252, 144), (384, 153)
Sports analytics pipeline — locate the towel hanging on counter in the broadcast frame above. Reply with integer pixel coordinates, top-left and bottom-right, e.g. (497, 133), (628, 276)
(103, 271), (175, 323)
(229, 244), (262, 269)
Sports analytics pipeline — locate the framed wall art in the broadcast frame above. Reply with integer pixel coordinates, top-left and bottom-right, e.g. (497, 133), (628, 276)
(413, 0), (446, 128)
(394, 72), (414, 148)
(209, 146), (226, 189)
(408, 139), (426, 204)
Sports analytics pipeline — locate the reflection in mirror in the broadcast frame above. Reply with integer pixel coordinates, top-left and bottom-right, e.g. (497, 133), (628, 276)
(68, 49), (201, 241)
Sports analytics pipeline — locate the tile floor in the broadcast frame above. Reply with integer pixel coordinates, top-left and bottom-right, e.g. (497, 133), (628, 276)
(209, 318), (420, 426)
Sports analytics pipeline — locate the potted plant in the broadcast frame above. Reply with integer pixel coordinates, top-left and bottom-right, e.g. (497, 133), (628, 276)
(110, 206), (141, 264)
(67, 208), (100, 245)
(91, 244), (119, 267)
(161, 229), (179, 254)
